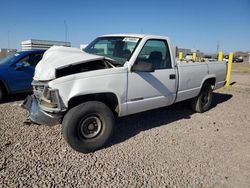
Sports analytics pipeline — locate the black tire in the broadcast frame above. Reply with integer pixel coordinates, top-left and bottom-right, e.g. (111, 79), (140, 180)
(191, 84), (213, 113)
(0, 86), (4, 102)
(62, 101), (115, 153)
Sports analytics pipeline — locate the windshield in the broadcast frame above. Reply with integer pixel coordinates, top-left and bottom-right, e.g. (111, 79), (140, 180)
(0, 53), (21, 65)
(84, 37), (141, 65)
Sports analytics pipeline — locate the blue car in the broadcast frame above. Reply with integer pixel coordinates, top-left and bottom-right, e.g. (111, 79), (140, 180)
(0, 50), (45, 101)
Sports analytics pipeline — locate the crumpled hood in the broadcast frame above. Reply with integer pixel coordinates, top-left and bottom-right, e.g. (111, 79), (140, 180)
(34, 46), (103, 81)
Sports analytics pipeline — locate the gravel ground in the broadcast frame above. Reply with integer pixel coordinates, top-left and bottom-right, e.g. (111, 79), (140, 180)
(0, 73), (250, 187)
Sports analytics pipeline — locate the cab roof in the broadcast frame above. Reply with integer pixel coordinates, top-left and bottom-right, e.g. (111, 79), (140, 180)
(101, 33), (168, 39)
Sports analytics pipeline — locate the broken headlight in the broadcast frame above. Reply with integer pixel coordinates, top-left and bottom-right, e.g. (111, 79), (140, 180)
(41, 87), (60, 108)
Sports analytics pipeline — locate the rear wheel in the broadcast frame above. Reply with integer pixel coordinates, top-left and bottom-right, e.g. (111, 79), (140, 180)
(191, 84), (213, 113)
(62, 101), (115, 153)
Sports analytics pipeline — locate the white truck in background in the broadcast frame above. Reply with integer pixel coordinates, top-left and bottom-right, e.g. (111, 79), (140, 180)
(22, 34), (227, 153)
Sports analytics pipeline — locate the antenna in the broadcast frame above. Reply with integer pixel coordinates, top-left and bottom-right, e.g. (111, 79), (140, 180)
(64, 20), (68, 45)
(7, 30), (10, 51)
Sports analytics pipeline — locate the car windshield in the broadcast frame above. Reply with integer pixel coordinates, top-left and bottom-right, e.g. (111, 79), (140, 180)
(0, 53), (21, 65)
(84, 37), (141, 65)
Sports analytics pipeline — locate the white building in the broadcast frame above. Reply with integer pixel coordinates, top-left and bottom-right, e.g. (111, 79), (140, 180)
(21, 39), (71, 51)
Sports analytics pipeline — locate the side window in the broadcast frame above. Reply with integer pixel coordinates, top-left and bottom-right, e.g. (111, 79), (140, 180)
(18, 55), (31, 67)
(136, 40), (172, 69)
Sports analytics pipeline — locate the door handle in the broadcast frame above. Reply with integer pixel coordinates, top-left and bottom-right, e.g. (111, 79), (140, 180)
(169, 74), (176, 79)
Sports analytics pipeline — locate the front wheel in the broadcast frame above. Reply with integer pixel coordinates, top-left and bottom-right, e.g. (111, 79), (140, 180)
(191, 84), (213, 113)
(62, 101), (115, 153)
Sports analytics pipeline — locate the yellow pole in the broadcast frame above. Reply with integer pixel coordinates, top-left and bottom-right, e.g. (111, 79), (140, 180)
(225, 52), (233, 87)
(179, 52), (183, 61)
(218, 51), (223, 61)
(192, 52), (197, 61)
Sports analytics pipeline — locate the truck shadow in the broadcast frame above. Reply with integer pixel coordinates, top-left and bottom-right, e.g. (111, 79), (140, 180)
(108, 92), (233, 148)
(0, 92), (31, 104)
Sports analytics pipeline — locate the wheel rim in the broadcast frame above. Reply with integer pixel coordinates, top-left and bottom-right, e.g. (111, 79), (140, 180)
(79, 115), (102, 139)
(201, 89), (211, 107)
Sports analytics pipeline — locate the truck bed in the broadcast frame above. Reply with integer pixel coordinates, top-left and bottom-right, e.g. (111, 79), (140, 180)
(175, 61), (227, 102)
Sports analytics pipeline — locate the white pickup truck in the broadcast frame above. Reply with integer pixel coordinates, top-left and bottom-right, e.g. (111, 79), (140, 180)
(22, 34), (227, 153)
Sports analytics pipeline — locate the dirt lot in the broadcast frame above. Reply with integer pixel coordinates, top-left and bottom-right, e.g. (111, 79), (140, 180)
(0, 64), (250, 187)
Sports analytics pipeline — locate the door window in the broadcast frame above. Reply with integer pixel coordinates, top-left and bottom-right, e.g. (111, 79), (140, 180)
(18, 55), (31, 67)
(135, 40), (172, 69)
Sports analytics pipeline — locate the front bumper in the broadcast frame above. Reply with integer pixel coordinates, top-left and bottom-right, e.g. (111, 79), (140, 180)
(21, 95), (62, 126)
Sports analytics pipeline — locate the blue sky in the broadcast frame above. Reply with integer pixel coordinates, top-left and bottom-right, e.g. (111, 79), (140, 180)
(0, 0), (249, 53)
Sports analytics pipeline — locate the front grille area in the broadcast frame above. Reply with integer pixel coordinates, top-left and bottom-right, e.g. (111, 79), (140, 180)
(32, 81), (48, 99)
(34, 85), (45, 92)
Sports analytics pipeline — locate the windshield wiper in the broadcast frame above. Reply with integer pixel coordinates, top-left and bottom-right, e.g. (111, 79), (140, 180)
(104, 57), (122, 67)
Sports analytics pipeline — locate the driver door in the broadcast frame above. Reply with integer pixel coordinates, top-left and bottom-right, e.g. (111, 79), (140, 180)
(127, 39), (177, 115)
(8, 54), (41, 92)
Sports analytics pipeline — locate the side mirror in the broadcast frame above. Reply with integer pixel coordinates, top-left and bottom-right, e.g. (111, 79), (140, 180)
(132, 62), (155, 72)
(15, 62), (25, 70)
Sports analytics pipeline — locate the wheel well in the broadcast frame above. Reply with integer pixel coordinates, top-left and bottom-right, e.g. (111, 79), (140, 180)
(0, 80), (8, 94)
(202, 78), (216, 88)
(68, 93), (119, 115)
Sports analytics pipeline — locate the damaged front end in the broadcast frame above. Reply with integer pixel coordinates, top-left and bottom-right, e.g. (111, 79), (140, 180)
(21, 46), (120, 125)
(21, 81), (64, 126)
